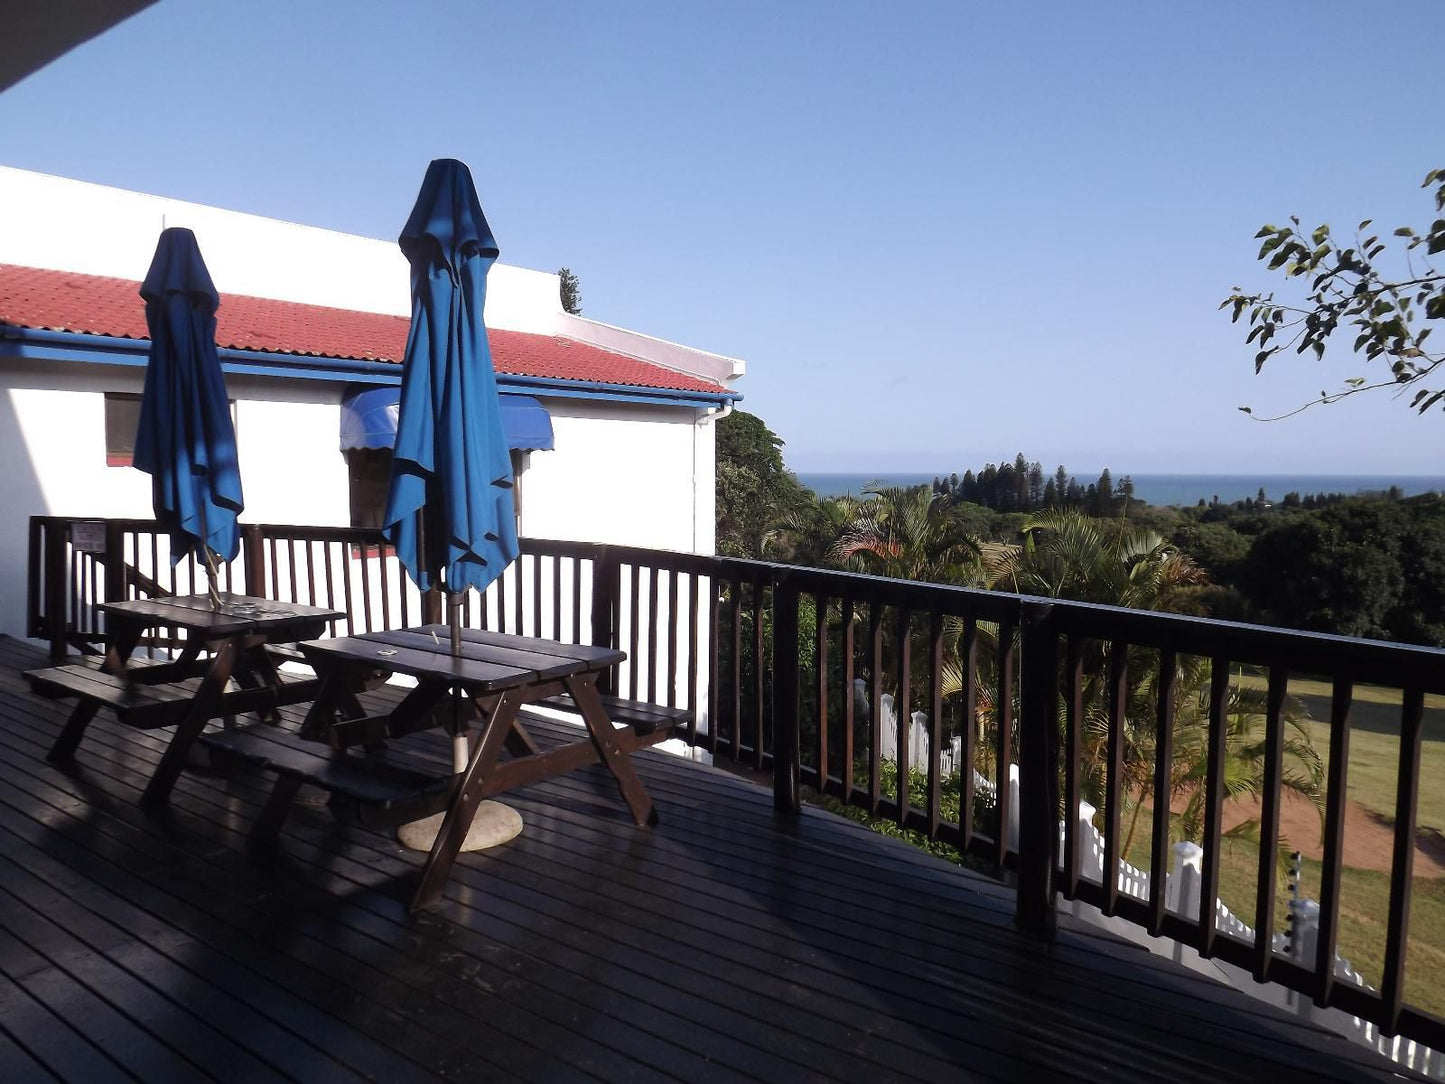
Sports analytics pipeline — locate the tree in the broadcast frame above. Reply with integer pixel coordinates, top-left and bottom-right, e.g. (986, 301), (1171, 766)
(1096, 469), (1115, 517)
(715, 411), (809, 559)
(985, 509), (1207, 610)
(558, 267), (583, 315)
(826, 485), (984, 586)
(1224, 167), (1445, 419)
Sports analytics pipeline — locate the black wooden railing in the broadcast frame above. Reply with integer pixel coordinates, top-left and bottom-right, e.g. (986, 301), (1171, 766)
(26, 515), (1445, 1051)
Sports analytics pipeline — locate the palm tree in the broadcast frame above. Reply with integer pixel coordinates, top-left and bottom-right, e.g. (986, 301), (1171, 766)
(985, 509), (1207, 609)
(826, 485), (984, 586)
(959, 510), (1323, 853)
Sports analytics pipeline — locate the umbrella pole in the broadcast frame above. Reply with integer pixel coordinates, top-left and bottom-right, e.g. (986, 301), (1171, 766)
(448, 588), (468, 774)
(203, 546), (222, 610)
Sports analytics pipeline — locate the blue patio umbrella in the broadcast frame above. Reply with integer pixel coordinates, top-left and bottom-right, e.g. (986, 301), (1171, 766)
(134, 228), (244, 606)
(384, 159), (518, 601)
(384, 160), (518, 775)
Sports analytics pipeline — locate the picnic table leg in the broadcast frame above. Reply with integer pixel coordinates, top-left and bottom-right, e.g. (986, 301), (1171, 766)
(566, 674), (657, 827)
(410, 689), (522, 913)
(300, 668), (364, 738)
(101, 619), (144, 675)
(47, 700), (101, 763)
(233, 643), (284, 724)
(250, 775), (304, 847)
(141, 637), (238, 809)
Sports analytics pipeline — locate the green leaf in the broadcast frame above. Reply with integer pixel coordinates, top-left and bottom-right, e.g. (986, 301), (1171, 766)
(1238, 406), (1253, 414)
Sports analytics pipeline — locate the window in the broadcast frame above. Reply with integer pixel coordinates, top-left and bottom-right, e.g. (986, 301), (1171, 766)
(346, 448), (527, 531)
(104, 393), (141, 467)
(105, 392), (238, 467)
(347, 448), (393, 530)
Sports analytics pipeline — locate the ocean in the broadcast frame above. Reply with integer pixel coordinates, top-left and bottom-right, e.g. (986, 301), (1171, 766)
(795, 472), (1445, 508)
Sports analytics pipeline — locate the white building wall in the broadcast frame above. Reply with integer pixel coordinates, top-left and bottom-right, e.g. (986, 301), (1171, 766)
(523, 398), (717, 554)
(0, 364), (720, 639)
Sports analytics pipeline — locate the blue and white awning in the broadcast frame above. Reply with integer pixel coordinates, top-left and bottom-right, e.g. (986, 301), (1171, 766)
(339, 384), (554, 452)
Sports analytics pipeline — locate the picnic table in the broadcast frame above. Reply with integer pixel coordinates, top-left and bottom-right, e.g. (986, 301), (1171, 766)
(201, 625), (689, 912)
(26, 593), (342, 806)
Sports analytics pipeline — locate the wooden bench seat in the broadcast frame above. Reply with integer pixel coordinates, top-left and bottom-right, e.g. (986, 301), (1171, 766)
(26, 664), (194, 728)
(534, 693), (690, 736)
(200, 725), (452, 810)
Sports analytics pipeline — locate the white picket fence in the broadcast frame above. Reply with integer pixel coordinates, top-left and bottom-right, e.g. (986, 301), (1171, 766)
(867, 694), (1444, 1078)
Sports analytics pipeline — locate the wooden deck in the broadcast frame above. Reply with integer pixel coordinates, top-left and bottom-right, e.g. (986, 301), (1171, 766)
(0, 636), (1412, 1083)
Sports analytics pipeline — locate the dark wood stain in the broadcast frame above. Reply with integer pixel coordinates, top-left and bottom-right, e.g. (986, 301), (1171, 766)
(0, 637), (1405, 1083)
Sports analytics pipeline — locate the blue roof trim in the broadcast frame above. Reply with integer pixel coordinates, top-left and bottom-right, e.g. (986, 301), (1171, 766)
(0, 325), (743, 408)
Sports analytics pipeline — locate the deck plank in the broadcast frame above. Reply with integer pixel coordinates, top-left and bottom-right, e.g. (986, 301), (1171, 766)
(0, 635), (1414, 1083)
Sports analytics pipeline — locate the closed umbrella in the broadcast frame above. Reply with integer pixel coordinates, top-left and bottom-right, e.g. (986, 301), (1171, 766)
(384, 158), (519, 777)
(134, 228), (244, 606)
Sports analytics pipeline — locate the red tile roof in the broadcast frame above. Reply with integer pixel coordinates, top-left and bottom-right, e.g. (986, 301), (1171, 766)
(0, 264), (729, 395)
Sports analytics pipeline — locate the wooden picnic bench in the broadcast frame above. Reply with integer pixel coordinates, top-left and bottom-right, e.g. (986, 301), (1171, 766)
(207, 625), (689, 912)
(25, 593), (341, 807)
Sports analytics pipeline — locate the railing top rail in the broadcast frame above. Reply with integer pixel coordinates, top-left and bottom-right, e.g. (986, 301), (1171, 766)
(31, 515), (1445, 685)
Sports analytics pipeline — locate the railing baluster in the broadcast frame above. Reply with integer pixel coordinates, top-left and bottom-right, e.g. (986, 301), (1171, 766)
(398, 548), (410, 628)
(705, 573), (719, 754)
(1382, 685), (1425, 1034)
(994, 617), (1016, 871)
(302, 539), (315, 606)
(267, 537), (279, 601)
(817, 594), (831, 795)
(772, 575), (800, 813)
(648, 566), (659, 706)
(1062, 633), (1083, 900)
(287, 538), (299, 603)
(533, 550), (543, 638)
(666, 570), (678, 709)
(1018, 601), (1058, 936)
(868, 600), (884, 814)
(572, 557), (583, 644)
(514, 553), (525, 634)
(629, 565), (641, 701)
(1314, 676), (1354, 1006)
(552, 554), (562, 641)
(752, 573), (765, 769)
(729, 580), (742, 763)
(927, 610), (944, 839)
(687, 573), (701, 744)
(496, 567), (508, 634)
(841, 596), (856, 805)
(896, 608), (912, 825)
(358, 541), (374, 632)
(339, 540), (355, 636)
(1149, 646), (1176, 937)
(960, 617), (977, 847)
(377, 541), (391, 628)
(1103, 639), (1127, 914)
(1254, 662), (1288, 983)
(1199, 655), (1230, 956)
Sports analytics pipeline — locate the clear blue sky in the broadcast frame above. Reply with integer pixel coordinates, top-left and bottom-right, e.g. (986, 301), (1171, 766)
(3, 1), (1441, 475)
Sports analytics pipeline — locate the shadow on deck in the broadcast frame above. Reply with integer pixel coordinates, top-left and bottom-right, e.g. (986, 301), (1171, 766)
(0, 637), (1411, 1082)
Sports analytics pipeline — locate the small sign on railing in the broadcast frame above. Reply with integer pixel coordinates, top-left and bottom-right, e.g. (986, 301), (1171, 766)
(70, 521), (106, 554)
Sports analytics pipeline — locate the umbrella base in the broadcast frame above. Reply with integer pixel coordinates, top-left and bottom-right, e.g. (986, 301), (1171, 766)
(396, 802), (523, 852)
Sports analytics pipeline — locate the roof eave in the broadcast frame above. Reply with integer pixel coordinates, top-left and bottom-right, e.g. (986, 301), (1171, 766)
(0, 324), (741, 407)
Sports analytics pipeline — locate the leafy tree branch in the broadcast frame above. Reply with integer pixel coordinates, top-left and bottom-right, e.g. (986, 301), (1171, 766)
(1224, 167), (1444, 420)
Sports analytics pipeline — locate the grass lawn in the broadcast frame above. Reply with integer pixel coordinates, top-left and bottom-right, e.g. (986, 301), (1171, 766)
(1124, 821), (1445, 1018)
(1235, 673), (1445, 836)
